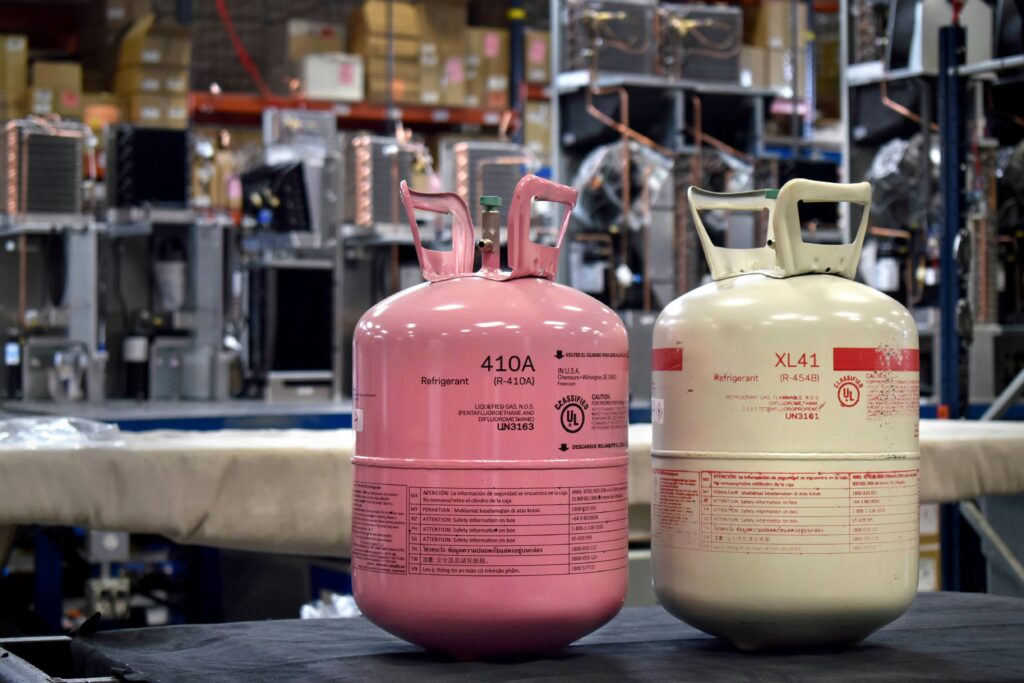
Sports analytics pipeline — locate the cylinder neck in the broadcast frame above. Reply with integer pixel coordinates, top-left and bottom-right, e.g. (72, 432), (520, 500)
(479, 205), (502, 273)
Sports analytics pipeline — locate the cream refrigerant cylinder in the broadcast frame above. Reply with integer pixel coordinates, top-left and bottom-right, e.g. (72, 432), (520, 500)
(651, 179), (920, 650)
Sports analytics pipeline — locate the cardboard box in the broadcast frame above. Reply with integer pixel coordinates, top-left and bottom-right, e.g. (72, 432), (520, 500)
(303, 53), (364, 102)
(114, 65), (161, 93)
(119, 15), (191, 68)
(466, 27), (508, 109)
(524, 29), (549, 85)
(747, 0), (809, 50)
(365, 55), (421, 104)
(422, 0), (468, 58)
(365, 56), (421, 83)
(119, 16), (163, 65)
(767, 46), (805, 99)
(441, 55), (466, 107)
(164, 94), (187, 128)
(0, 35), (28, 111)
(124, 92), (163, 125)
(420, 43), (442, 105)
(740, 45), (766, 89)
(524, 101), (551, 163)
(32, 61), (83, 116)
(350, 34), (421, 60)
(114, 65), (188, 95)
(352, 0), (422, 36)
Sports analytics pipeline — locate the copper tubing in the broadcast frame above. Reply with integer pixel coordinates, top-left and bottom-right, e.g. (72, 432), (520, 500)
(574, 233), (618, 307)
(353, 137), (372, 227)
(686, 93), (752, 161)
(868, 226), (913, 241)
(880, 79), (939, 133)
(657, 10), (742, 73)
(498, 111), (514, 141)
(6, 123), (17, 215)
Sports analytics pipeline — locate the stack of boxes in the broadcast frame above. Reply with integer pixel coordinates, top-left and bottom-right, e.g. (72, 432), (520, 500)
(740, 0), (808, 99)
(348, 0), (423, 104)
(465, 27), (509, 109)
(419, 0), (468, 107)
(326, 0), (516, 111)
(114, 14), (191, 128)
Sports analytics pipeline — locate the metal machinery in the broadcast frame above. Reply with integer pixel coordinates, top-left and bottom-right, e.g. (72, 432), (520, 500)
(843, 0), (1024, 411)
(0, 116), (233, 405)
(657, 4), (742, 82)
(553, 0), (807, 404)
(562, 0), (659, 75)
(237, 109), (342, 401)
(0, 117), (106, 402)
(104, 124), (231, 402)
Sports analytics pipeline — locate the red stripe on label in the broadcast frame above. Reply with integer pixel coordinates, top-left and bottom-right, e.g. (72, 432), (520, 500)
(653, 347), (683, 372)
(833, 347), (919, 372)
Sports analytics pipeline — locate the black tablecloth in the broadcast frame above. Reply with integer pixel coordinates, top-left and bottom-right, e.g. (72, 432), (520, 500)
(71, 592), (1024, 682)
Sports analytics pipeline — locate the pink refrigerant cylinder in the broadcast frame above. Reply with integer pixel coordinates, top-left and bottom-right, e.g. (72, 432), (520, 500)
(351, 175), (630, 659)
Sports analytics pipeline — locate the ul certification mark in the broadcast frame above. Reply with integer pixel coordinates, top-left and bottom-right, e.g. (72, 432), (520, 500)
(835, 375), (863, 408)
(555, 394), (588, 433)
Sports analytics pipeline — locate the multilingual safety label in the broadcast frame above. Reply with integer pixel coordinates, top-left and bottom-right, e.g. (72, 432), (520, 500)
(653, 468), (919, 554)
(353, 481), (628, 576)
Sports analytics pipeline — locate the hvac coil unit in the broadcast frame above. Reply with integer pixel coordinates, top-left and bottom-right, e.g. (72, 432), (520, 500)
(440, 139), (535, 227)
(657, 4), (742, 82)
(343, 134), (429, 231)
(563, 0), (658, 75)
(2, 118), (84, 216)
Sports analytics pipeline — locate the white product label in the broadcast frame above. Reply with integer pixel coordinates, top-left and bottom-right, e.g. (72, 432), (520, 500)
(6, 37), (25, 51)
(142, 48), (161, 63)
(654, 468), (919, 554)
(4, 342), (19, 366)
(651, 397), (664, 424)
(352, 407), (364, 432)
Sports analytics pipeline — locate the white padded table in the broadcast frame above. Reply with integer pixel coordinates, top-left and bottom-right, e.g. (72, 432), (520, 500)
(0, 420), (1021, 556)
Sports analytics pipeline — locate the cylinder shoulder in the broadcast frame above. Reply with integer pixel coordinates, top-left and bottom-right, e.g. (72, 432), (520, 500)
(656, 274), (918, 341)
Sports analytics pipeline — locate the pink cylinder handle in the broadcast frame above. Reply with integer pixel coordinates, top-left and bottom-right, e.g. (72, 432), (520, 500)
(399, 180), (476, 282)
(506, 175), (578, 280)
